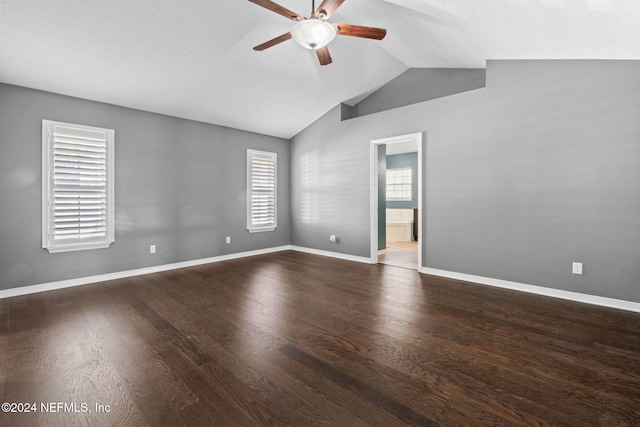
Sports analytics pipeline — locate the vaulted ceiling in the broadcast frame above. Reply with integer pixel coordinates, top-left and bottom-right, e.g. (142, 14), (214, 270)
(2, 0), (639, 138)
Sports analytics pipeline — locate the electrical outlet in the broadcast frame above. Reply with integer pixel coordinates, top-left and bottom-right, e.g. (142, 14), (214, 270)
(226, 236), (231, 244)
(572, 262), (582, 275)
(329, 235), (336, 243)
(150, 244), (156, 254)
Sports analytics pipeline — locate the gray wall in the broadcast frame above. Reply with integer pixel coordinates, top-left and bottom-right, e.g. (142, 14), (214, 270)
(0, 83), (290, 290)
(377, 145), (386, 251)
(290, 60), (640, 303)
(351, 68), (486, 118)
(386, 152), (418, 209)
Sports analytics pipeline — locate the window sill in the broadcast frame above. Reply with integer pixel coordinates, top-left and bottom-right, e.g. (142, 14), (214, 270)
(44, 241), (114, 253)
(248, 226), (277, 233)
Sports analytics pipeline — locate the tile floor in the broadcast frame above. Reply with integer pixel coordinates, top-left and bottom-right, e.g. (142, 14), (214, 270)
(378, 241), (418, 269)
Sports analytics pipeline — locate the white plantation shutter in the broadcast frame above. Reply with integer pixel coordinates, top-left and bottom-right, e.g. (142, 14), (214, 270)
(42, 120), (115, 252)
(247, 149), (277, 232)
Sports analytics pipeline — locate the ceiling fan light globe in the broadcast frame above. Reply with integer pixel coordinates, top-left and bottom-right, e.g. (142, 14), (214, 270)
(291, 19), (336, 50)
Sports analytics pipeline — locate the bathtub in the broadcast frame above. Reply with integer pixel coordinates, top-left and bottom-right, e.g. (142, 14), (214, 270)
(386, 208), (414, 242)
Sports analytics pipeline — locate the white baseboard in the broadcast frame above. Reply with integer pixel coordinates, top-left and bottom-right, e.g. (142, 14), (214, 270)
(0, 245), (371, 299)
(289, 245), (372, 264)
(420, 267), (640, 314)
(4, 247), (637, 315)
(0, 245), (291, 299)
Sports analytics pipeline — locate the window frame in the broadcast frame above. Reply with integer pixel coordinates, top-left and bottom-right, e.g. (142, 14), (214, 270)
(386, 167), (412, 201)
(42, 120), (115, 253)
(247, 149), (277, 233)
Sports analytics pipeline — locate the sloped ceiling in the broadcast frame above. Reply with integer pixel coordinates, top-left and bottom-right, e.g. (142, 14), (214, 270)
(1, 0), (639, 139)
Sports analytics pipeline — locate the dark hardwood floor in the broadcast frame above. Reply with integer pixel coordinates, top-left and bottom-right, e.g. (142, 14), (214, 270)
(1, 250), (639, 426)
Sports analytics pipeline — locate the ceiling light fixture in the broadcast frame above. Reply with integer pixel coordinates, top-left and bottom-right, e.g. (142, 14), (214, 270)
(290, 18), (337, 50)
(249, 0), (387, 66)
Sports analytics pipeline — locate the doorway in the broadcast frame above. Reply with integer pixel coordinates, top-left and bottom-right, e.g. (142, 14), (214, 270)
(370, 132), (423, 270)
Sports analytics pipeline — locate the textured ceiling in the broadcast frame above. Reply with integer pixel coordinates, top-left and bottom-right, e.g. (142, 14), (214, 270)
(1, 0), (639, 138)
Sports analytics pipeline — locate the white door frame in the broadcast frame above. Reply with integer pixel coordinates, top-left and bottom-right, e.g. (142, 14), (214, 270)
(370, 132), (423, 267)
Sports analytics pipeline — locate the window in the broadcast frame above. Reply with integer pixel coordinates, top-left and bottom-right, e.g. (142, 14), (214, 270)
(386, 167), (412, 201)
(247, 149), (277, 233)
(42, 120), (115, 253)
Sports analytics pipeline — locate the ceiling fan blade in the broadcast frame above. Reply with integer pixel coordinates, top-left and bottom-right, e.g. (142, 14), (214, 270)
(314, 0), (346, 19)
(253, 32), (292, 51)
(334, 23), (387, 40)
(316, 46), (332, 65)
(248, 0), (303, 21)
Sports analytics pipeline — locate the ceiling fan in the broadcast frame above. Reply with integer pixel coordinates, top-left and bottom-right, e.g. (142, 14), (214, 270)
(249, 0), (387, 65)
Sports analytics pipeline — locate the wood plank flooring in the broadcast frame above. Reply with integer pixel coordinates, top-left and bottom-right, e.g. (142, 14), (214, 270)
(1, 250), (639, 426)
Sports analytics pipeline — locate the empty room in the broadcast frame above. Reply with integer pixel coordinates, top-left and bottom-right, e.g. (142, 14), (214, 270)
(1, 0), (639, 425)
